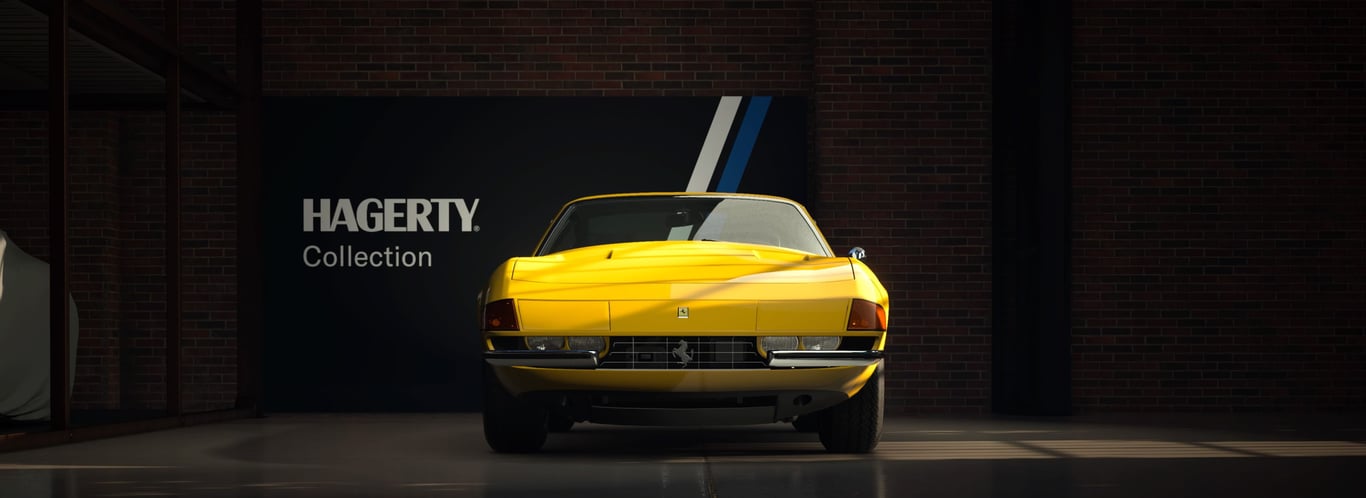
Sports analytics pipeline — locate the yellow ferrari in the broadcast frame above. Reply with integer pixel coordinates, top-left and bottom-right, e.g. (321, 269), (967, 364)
(480, 193), (889, 453)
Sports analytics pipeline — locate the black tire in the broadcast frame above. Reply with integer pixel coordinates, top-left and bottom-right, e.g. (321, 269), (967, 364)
(792, 414), (821, 433)
(547, 415), (575, 433)
(483, 367), (548, 453)
(817, 365), (883, 453)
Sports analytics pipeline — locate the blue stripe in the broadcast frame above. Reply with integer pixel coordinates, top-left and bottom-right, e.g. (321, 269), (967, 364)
(714, 96), (772, 193)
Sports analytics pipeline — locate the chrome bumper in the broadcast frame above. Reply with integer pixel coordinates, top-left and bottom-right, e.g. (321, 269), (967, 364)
(765, 350), (884, 368)
(483, 349), (882, 369)
(484, 350), (599, 368)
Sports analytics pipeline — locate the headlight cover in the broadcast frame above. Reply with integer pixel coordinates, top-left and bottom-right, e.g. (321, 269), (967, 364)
(567, 336), (606, 352)
(802, 336), (841, 351)
(525, 336), (564, 351)
(761, 336), (799, 353)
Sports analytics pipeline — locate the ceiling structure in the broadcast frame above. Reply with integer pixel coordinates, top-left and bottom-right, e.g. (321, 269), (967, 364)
(0, 0), (237, 109)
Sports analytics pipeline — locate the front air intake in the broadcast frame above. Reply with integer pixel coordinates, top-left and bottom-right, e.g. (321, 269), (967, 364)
(598, 336), (766, 370)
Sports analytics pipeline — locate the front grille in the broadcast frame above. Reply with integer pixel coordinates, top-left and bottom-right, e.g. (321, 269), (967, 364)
(599, 336), (766, 370)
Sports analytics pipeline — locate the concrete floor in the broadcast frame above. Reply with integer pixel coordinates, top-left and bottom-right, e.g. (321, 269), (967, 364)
(0, 413), (1363, 497)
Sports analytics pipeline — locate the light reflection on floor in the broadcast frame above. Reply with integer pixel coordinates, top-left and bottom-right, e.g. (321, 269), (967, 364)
(0, 465), (171, 470)
(691, 438), (1366, 463)
(0, 414), (1362, 498)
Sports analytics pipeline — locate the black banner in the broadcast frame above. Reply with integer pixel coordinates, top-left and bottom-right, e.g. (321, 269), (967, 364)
(263, 97), (806, 411)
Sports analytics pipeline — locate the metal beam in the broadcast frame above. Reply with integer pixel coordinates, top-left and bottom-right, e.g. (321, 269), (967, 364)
(165, 0), (182, 417)
(236, 0), (264, 417)
(18, 0), (237, 108)
(48, 0), (70, 432)
(0, 92), (217, 111)
(80, 0), (237, 105)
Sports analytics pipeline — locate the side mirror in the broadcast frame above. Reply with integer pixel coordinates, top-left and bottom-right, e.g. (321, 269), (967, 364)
(848, 247), (866, 261)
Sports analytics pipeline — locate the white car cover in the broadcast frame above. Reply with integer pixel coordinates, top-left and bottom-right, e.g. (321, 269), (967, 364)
(0, 229), (79, 422)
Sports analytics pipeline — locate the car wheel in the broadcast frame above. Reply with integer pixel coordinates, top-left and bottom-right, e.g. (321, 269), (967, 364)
(548, 415), (575, 433)
(483, 367), (548, 453)
(817, 365), (883, 453)
(792, 414), (821, 433)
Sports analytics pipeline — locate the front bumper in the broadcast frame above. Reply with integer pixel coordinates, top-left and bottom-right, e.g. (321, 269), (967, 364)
(482, 349), (883, 369)
(484, 353), (883, 425)
(483, 349), (882, 402)
(484, 350), (601, 368)
(765, 350), (884, 368)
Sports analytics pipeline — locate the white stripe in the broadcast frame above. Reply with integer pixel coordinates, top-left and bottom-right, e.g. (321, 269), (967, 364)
(686, 96), (742, 192)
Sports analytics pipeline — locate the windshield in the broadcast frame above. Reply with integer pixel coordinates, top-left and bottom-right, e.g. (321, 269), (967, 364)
(537, 196), (831, 256)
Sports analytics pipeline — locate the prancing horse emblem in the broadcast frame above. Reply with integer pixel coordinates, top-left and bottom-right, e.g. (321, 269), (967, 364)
(672, 339), (693, 366)
(677, 306), (689, 319)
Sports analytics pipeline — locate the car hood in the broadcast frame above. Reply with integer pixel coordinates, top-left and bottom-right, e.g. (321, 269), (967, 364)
(502, 242), (865, 333)
(511, 241), (852, 285)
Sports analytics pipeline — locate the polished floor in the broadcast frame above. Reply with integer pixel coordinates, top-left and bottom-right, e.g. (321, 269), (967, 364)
(1, 413), (1363, 497)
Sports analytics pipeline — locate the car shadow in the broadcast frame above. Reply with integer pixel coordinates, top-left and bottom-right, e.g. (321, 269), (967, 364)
(520, 423), (840, 460)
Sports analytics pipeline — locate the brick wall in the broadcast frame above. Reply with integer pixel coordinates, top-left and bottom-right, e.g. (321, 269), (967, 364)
(116, 2), (240, 414)
(69, 114), (122, 409)
(179, 112), (239, 411)
(262, 0), (812, 96)
(815, 1), (994, 413)
(109, 111), (238, 413)
(117, 113), (168, 410)
(0, 113), (47, 256)
(1072, 0), (1366, 410)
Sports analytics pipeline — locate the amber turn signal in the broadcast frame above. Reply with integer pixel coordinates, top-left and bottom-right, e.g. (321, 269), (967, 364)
(847, 299), (887, 331)
(484, 298), (519, 331)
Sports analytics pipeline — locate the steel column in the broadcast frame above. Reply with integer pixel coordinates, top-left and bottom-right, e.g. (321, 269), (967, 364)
(165, 0), (182, 417)
(48, 0), (71, 431)
(991, 0), (1073, 416)
(236, 0), (264, 416)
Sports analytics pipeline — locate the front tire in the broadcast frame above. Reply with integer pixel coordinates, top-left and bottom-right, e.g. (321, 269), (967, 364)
(818, 365), (883, 453)
(792, 415), (820, 433)
(483, 367), (548, 453)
